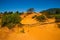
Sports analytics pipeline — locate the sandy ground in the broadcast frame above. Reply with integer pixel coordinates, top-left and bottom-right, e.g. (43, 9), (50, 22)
(0, 23), (60, 40)
(0, 13), (60, 40)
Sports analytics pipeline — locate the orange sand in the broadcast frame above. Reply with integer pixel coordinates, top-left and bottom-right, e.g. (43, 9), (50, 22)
(0, 23), (60, 40)
(0, 13), (60, 40)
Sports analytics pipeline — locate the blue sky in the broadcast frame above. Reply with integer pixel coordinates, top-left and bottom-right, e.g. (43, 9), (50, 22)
(0, 0), (60, 12)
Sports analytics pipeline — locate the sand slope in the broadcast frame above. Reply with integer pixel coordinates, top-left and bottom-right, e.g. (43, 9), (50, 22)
(0, 13), (60, 40)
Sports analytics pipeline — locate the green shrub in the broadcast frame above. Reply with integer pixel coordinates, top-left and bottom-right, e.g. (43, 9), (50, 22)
(1, 13), (22, 29)
(46, 15), (54, 18)
(55, 15), (60, 22)
(36, 15), (46, 22)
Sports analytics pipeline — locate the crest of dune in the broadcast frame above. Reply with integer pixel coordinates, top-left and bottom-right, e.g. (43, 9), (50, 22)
(21, 13), (41, 24)
(21, 18), (37, 24)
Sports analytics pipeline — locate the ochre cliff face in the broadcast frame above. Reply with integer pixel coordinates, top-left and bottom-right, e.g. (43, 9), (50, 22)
(0, 13), (60, 40)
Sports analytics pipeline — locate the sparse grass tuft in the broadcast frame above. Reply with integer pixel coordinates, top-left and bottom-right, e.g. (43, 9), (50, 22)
(20, 28), (25, 33)
(57, 24), (60, 28)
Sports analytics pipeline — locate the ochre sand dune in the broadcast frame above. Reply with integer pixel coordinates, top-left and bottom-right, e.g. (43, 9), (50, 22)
(0, 13), (60, 40)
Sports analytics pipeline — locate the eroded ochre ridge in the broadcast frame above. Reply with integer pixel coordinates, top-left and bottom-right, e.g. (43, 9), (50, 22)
(0, 12), (60, 40)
